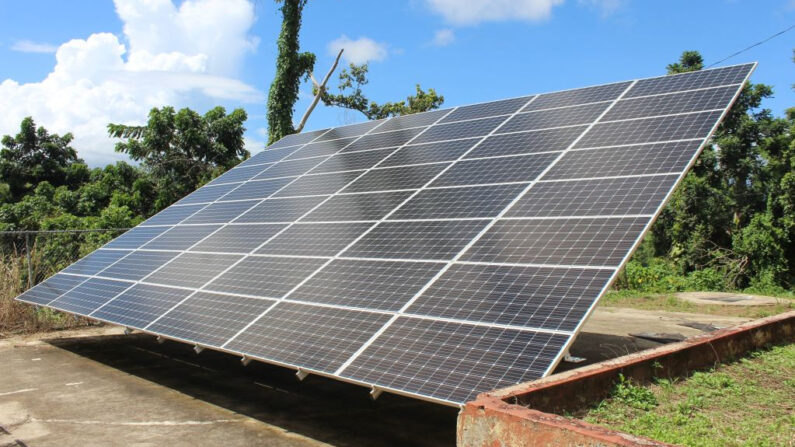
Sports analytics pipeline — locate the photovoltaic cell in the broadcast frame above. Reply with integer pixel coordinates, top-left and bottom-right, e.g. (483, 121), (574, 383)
(238, 146), (299, 167)
(343, 163), (449, 193)
(207, 163), (272, 186)
(380, 138), (478, 167)
(625, 64), (752, 98)
(406, 264), (614, 330)
(148, 291), (275, 347)
(49, 278), (130, 315)
(309, 148), (395, 174)
(284, 137), (358, 160)
(439, 96), (532, 123)
(226, 302), (393, 373)
(142, 224), (220, 250)
(145, 252), (241, 288)
(182, 200), (259, 224)
(190, 224), (287, 253)
(235, 196), (327, 223)
(290, 259), (446, 311)
(342, 128), (425, 153)
(99, 250), (179, 281)
(16, 273), (85, 305)
(465, 127), (586, 159)
(274, 170), (364, 197)
(174, 182), (239, 205)
(575, 111), (722, 148)
(253, 157), (326, 180)
(140, 204), (205, 226)
(604, 85), (738, 121)
(256, 222), (373, 257)
(522, 81), (632, 112)
(497, 102), (608, 133)
(431, 153), (559, 187)
(206, 256), (327, 298)
(411, 116), (505, 144)
(343, 219), (489, 261)
(91, 283), (193, 329)
(217, 178), (292, 202)
(302, 191), (414, 222)
(544, 141), (698, 179)
(104, 226), (170, 249)
(375, 109), (449, 133)
(62, 249), (129, 276)
(391, 184), (526, 219)
(462, 217), (648, 266)
(16, 63), (755, 406)
(507, 175), (678, 217)
(341, 317), (569, 403)
(315, 120), (384, 141)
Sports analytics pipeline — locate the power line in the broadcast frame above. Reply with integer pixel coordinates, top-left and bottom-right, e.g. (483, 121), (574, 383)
(707, 23), (795, 68)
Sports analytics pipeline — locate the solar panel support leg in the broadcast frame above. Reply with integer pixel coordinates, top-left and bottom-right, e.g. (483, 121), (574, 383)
(241, 356), (251, 366)
(193, 344), (204, 354)
(369, 386), (383, 401)
(295, 369), (309, 381)
(123, 327), (133, 335)
(563, 351), (586, 363)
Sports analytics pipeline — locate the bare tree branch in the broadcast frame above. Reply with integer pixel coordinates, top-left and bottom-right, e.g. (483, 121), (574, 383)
(295, 48), (343, 133)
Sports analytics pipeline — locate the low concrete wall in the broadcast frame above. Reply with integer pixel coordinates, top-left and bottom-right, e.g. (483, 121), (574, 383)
(458, 310), (794, 446)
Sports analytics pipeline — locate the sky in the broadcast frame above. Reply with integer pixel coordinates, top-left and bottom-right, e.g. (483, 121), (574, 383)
(0, 0), (793, 167)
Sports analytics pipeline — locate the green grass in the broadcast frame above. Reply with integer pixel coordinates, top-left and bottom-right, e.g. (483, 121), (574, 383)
(582, 344), (795, 447)
(601, 290), (794, 319)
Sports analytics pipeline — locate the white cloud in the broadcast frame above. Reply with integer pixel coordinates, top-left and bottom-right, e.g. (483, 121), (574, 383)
(11, 40), (58, 54)
(431, 28), (455, 46)
(0, 0), (260, 166)
(328, 35), (388, 65)
(423, 0), (564, 25)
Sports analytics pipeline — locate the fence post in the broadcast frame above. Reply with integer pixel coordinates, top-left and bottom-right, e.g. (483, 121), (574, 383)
(25, 232), (32, 289)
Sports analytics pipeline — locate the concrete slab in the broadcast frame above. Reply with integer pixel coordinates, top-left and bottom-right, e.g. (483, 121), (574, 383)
(675, 291), (783, 306)
(0, 329), (457, 446)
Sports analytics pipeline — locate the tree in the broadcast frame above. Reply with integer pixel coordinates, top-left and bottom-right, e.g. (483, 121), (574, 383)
(108, 106), (248, 211)
(0, 117), (82, 199)
(647, 50), (793, 289)
(319, 63), (444, 120)
(266, 0), (315, 144)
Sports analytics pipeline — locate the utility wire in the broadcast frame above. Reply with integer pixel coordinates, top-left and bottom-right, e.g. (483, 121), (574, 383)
(707, 23), (795, 68)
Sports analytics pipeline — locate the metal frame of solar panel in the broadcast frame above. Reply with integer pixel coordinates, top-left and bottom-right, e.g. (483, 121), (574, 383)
(16, 63), (756, 406)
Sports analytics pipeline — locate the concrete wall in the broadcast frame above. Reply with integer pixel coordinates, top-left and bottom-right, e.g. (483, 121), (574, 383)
(458, 310), (794, 447)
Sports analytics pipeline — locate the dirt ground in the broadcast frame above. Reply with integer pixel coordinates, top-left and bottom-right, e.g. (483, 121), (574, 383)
(0, 307), (751, 446)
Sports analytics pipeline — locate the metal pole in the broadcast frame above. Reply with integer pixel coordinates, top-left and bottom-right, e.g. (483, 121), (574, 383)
(25, 233), (32, 289)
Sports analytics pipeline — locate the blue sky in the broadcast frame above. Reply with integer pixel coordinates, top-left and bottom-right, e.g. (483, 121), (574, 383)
(0, 0), (793, 166)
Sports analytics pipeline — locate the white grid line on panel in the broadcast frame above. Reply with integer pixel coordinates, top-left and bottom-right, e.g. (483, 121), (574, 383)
(140, 120), (399, 331)
(218, 106), (467, 350)
(84, 129), (339, 320)
(539, 62), (758, 377)
(330, 95), (548, 376)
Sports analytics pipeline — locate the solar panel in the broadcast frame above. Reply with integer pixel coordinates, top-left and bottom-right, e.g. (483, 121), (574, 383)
(15, 63), (756, 406)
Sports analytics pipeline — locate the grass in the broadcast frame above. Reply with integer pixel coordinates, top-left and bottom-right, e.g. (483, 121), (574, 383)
(0, 254), (93, 338)
(602, 290), (794, 319)
(581, 344), (795, 447)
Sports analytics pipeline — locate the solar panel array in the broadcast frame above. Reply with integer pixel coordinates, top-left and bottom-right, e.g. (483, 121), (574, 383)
(16, 63), (755, 405)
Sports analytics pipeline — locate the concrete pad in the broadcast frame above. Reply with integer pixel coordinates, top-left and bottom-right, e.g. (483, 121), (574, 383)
(583, 307), (750, 337)
(675, 291), (783, 306)
(0, 329), (457, 446)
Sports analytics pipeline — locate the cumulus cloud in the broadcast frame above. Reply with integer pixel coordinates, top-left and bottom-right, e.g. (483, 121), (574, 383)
(328, 35), (388, 65)
(11, 40), (58, 54)
(422, 0), (564, 25)
(0, 0), (260, 166)
(431, 29), (455, 46)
